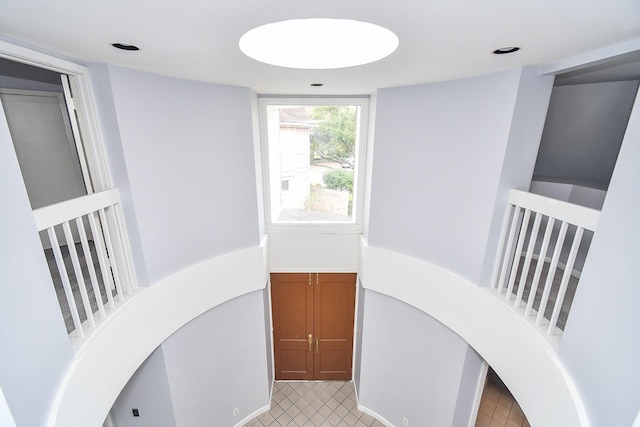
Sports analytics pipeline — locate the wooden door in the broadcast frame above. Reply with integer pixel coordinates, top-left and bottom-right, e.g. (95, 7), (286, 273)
(313, 273), (356, 380)
(271, 273), (314, 380)
(271, 273), (356, 381)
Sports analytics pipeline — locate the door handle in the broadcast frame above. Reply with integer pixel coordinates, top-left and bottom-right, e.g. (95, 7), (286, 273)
(315, 338), (319, 353)
(308, 334), (313, 352)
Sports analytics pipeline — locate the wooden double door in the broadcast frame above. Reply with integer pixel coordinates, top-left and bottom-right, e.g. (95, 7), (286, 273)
(271, 273), (356, 381)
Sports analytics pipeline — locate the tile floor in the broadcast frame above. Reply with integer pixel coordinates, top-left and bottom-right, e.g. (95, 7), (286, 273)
(475, 375), (530, 427)
(244, 381), (385, 427)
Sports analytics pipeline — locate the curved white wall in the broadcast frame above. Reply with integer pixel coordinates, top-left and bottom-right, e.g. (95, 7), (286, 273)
(91, 64), (262, 286)
(358, 242), (589, 427)
(47, 244), (268, 427)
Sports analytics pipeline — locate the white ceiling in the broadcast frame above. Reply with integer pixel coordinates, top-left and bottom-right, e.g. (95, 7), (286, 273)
(1, 0), (639, 95)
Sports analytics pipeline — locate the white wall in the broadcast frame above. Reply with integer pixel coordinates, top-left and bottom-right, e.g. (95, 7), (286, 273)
(111, 347), (176, 427)
(268, 233), (360, 272)
(97, 65), (261, 285)
(0, 90), (73, 427)
(534, 80), (639, 189)
(0, 90), (86, 210)
(358, 290), (472, 427)
(88, 63), (149, 283)
(367, 68), (526, 284)
(559, 89), (640, 427)
(452, 347), (484, 427)
(161, 290), (270, 426)
(479, 68), (555, 286)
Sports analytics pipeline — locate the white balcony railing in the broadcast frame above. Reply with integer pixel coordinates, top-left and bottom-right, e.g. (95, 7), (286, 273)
(491, 189), (600, 340)
(33, 189), (135, 343)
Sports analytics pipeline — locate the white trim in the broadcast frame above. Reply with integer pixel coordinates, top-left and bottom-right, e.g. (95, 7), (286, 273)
(351, 274), (361, 385)
(66, 69), (113, 191)
(258, 97), (369, 233)
(60, 75), (94, 194)
(233, 404), (271, 427)
(101, 412), (114, 427)
(266, 259), (276, 385)
(0, 40), (86, 75)
(353, 379), (393, 426)
(0, 40), (114, 193)
(467, 362), (489, 427)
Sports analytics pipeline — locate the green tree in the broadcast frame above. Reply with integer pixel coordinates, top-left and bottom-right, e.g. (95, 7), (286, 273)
(323, 169), (353, 193)
(310, 106), (357, 166)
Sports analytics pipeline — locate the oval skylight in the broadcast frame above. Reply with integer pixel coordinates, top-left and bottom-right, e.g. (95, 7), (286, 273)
(239, 19), (399, 69)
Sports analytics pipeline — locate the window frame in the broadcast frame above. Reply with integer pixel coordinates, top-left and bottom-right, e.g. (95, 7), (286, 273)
(258, 96), (370, 233)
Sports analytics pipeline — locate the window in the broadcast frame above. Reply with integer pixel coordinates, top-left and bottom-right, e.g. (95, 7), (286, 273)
(259, 98), (369, 231)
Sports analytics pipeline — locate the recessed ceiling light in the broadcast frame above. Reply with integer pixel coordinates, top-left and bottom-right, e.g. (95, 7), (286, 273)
(310, 83), (324, 87)
(112, 43), (140, 51)
(239, 19), (399, 69)
(493, 46), (520, 55)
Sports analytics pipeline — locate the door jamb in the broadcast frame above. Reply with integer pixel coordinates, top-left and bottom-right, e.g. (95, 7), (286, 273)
(0, 40), (113, 192)
(468, 361), (489, 427)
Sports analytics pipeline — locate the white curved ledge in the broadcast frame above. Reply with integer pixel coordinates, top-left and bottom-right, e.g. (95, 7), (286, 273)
(359, 241), (589, 427)
(48, 243), (268, 427)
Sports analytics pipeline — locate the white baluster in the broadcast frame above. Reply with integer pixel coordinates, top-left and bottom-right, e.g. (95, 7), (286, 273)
(496, 206), (522, 294)
(98, 208), (125, 301)
(62, 221), (95, 328)
(515, 212), (542, 308)
(505, 209), (532, 302)
(87, 211), (116, 309)
(536, 221), (569, 326)
(547, 227), (584, 335)
(47, 227), (83, 337)
(491, 204), (515, 289)
(76, 216), (106, 319)
(525, 217), (555, 317)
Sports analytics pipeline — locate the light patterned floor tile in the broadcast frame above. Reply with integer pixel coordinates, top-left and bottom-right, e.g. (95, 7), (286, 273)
(243, 381), (384, 427)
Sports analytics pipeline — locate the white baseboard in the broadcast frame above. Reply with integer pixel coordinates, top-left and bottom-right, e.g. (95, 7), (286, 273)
(357, 404), (395, 427)
(234, 404), (271, 427)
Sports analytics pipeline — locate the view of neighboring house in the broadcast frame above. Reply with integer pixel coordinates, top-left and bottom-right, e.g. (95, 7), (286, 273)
(276, 107), (314, 211)
(271, 106), (353, 221)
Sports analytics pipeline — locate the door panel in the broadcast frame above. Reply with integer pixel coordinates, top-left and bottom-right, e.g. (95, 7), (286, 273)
(314, 273), (356, 380)
(271, 273), (314, 380)
(272, 272), (356, 381)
